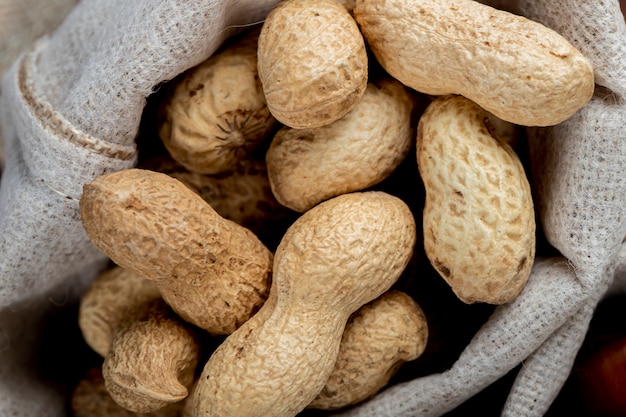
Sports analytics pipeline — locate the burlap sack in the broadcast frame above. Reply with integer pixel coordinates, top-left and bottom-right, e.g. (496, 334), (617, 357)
(1, 1), (624, 416)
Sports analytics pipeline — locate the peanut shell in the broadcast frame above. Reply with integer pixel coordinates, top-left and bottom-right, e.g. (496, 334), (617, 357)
(266, 77), (415, 212)
(102, 299), (201, 413)
(190, 191), (416, 417)
(308, 290), (428, 410)
(158, 28), (276, 174)
(79, 168), (273, 334)
(78, 265), (162, 357)
(354, 0), (594, 126)
(417, 95), (535, 304)
(258, 0), (368, 128)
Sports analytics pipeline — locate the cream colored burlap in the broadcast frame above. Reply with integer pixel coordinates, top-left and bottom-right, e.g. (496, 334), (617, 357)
(1, 1), (625, 416)
(0, 0), (79, 171)
(0, 1), (280, 416)
(335, 1), (626, 416)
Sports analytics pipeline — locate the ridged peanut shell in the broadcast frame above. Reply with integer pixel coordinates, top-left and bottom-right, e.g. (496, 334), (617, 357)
(190, 191), (416, 417)
(158, 28), (276, 174)
(417, 95), (535, 304)
(102, 299), (200, 413)
(258, 0), (368, 128)
(71, 367), (184, 417)
(308, 290), (428, 410)
(266, 77), (415, 212)
(78, 265), (162, 357)
(79, 168), (273, 334)
(354, 0), (594, 126)
(139, 156), (296, 248)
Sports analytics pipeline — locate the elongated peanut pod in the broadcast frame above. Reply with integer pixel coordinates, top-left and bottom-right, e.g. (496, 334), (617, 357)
(354, 0), (594, 126)
(417, 95), (536, 304)
(79, 168), (273, 334)
(190, 191), (416, 417)
(103, 299), (201, 413)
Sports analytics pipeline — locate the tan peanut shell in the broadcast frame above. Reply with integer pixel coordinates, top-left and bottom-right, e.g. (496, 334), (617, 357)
(266, 77), (415, 212)
(78, 265), (162, 357)
(190, 191), (416, 417)
(417, 95), (535, 304)
(158, 28), (276, 175)
(354, 0), (594, 126)
(258, 0), (368, 128)
(71, 367), (184, 417)
(103, 299), (201, 413)
(308, 290), (428, 410)
(79, 168), (273, 334)
(139, 155), (296, 248)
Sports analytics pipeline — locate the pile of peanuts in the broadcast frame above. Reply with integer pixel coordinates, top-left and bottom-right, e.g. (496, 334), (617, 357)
(72, 0), (595, 416)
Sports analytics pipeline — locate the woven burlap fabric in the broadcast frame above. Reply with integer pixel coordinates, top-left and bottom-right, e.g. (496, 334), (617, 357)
(0, 1), (280, 416)
(0, 0), (79, 171)
(334, 1), (626, 416)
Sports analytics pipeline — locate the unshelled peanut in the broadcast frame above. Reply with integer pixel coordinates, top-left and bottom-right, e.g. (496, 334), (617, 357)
(417, 95), (535, 304)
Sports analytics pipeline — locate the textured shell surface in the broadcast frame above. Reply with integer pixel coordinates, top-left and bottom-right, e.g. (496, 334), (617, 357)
(354, 0), (594, 126)
(309, 290), (428, 410)
(190, 192), (416, 417)
(266, 77), (415, 212)
(78, 266), (162, 357)
(258, 0), (368, 128)
(79, 169), (273, 334)
(158, 28), (276, 175)
(417, 95), (536, 304)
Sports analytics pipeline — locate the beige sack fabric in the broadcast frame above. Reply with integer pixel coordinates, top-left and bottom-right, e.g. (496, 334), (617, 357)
(0, 0), (80, 171)
(1, 1), (625, 417)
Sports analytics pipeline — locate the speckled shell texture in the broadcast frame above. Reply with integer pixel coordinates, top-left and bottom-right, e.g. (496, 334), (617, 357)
(258, 0), (368, 128)
(71, 367), (184, 417)
(266, 77), (415, 212)
(158, 28), (276, 174)
(309, 290), (428, 410)
(354, 0), (594, 126)
(79, 168), (273, 334)
(139, 156), (296, 248)
(102, 299), (200, 413)
(190, 191), (416, 417)
(417, 95), (535, 304)
(78, 265), (162, 357)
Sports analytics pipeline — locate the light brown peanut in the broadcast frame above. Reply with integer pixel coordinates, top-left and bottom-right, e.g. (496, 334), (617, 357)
(354, 0), (594, 126)
(265, 77), (415, 212)
(102, 299), (201, 413)
(78, 265), (162, 357)
(258, 0), (368, 128)
(138, 155), (297, 249)
(189, 191), (416, 417)
(308, 290), (428, 410)
(157, 28), (276, 175)
(79, 168), (273, 334)
(71, 367), (184, 417)
(417, 95), (535, 304)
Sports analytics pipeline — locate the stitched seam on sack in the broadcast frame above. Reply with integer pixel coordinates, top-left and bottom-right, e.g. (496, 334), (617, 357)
(18, 54), (136, 161)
